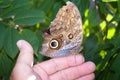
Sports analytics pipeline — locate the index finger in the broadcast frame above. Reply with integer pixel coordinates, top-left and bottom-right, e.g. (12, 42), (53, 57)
(34, 54), (84, 75)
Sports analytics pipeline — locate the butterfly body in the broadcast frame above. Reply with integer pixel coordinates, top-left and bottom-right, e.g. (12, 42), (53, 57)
(40, 1), (83, 57)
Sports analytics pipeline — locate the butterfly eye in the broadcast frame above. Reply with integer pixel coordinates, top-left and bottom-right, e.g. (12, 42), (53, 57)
(49, 40), (59, 49)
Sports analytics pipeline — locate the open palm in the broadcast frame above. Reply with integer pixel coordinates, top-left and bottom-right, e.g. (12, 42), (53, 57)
(10, 40), (95, 80)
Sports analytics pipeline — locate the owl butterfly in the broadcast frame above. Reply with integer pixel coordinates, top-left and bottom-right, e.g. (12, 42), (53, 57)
(40, 1), (83, 58)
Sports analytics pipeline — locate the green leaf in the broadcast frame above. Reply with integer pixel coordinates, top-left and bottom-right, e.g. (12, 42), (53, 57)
(1, 0), (31, 18)
(4, 28), (20, 59)
(110, 54), (120, 79)
(83, 34), (99, 61)
(110, 32), (120, 49)
(106, 72), (119, 80)
(110, 14), (120, 23)
(0, 53), (13, 79)
(98, 1), (108, 15)
(20, 29), (41, 54)
(0, 22), (6, 49)
(88, 8), (100, 27)
(118, 0), (120, 14)
(0, 0), (11, 8)
(83, 34), (98, 54)
(39, 0), (55, 13)
(14, 10), (46, 26)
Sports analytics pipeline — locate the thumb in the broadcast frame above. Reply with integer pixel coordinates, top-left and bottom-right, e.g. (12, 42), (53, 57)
(10, 40), (34, 80)
(16, 40), (34, 67)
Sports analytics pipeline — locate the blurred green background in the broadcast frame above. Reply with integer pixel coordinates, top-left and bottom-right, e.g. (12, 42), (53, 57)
(0, 0), (120, 80)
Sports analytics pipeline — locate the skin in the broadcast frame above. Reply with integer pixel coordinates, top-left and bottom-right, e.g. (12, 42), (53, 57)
(10, 40), (96, 80)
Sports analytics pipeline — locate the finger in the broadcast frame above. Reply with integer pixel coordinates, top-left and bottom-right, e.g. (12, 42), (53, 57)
(16, 40), (34, 67)
(76, 73), (95, 80)
(49, 61), (96, 80)
(10, 40), (35, 80)
(34, 54), (84, 75)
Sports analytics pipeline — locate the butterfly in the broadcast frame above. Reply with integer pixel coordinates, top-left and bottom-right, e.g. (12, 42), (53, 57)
(40, 1), (83, 58)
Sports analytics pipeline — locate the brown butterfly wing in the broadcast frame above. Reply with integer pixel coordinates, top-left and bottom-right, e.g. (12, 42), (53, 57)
(40, 1), (83, 57)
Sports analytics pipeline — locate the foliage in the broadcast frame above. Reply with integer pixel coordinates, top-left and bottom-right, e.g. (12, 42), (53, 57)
(0, 0), (120, 80)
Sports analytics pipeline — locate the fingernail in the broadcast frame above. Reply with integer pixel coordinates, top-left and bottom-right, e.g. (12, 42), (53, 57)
(16, 40), (22, 49)
(87, 61), (96, 71)
(76, 54), (85, 62)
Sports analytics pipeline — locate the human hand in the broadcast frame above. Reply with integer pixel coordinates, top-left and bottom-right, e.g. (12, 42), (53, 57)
(10, 40), (96, 80)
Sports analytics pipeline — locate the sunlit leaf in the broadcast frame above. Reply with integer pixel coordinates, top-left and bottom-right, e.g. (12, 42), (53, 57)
(100, 50), (107, 59)
(102, 0), (118, 2)
(84, 9), (89, 17)
(99, 21), (106, 30)
(107, 27), (116, 39)
(106, 14), (113, 22)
